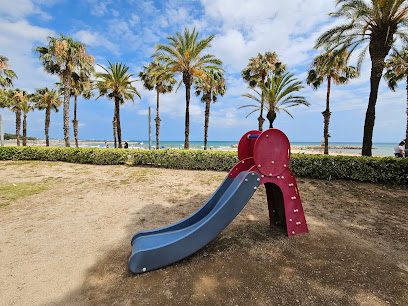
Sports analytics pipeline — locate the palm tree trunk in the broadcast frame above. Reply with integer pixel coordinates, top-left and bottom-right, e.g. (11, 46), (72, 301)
(15, 109), (21, 146)
(115, 97), (122, 148)
(155, 88), (161, 150)
(258, 74), (266, 131)
(112, 116), (117, 148)
(63, 70), (71, 147)
(204, 92), (211, 150)
(362, 31), (394, 156)
(266, 110), (276, 128)
(22, 114), (27, 146)
(322, 76), (332, 155)
(45, 105), (51, 146)
(362, 58), (386, 156)
(406, 76), (408, 150)
(258, 107), (265, 131)
(72, 94), (79, 148)
(183, 73), (192, 149)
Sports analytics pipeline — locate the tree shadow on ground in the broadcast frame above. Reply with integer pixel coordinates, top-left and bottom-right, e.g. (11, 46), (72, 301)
(50, 182), (408, 306)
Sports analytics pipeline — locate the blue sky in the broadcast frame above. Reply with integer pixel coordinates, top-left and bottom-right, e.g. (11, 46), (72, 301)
(0, 0), (406, 143)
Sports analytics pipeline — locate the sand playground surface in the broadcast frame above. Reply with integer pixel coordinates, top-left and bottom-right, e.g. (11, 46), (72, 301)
(0, 160), (407, 305)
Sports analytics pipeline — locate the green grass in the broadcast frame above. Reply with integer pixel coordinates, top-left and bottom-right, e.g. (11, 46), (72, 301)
(0, 181), (50, 207)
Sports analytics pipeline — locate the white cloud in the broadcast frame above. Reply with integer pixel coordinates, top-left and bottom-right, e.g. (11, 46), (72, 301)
(0, 19), (57, 92)
(0, 0), (53, 20)
(74, 30), (119, 56)
(129, 13), (140, 26)
(107, 19), (140, 48)
(200, 0), (338, 74)
(86, 0), (111, 17)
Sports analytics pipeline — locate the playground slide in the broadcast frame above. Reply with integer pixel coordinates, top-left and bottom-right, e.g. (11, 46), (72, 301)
(128, 170), (260, 274)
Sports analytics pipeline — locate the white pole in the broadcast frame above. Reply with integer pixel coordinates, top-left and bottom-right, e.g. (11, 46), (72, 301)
(0, 113), (4, 147)
(148, 107), (151, 150)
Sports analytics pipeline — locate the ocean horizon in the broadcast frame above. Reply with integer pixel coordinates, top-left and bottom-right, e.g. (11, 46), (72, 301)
(71, 139), (397, 157)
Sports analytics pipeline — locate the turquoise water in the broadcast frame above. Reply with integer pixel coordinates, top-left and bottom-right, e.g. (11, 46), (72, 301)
(79, 140), (396, 156)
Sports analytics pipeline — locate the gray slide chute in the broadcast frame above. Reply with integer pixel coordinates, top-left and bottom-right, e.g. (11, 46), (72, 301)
(129, 170), (260, 274)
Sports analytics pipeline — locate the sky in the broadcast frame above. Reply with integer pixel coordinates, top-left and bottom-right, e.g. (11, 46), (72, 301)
(0, 0), (406, 144)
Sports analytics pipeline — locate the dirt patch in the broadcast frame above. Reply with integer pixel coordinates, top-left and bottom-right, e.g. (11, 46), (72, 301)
(0, 161), (407, 305)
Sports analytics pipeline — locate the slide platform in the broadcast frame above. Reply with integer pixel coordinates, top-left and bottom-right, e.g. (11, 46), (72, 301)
(129, 170), (260, 274)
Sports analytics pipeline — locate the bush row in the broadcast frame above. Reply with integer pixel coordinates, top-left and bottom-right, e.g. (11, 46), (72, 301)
(1, 146), (407, 184)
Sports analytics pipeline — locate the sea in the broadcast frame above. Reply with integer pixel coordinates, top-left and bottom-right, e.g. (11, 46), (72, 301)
(77, 140), (397, 157)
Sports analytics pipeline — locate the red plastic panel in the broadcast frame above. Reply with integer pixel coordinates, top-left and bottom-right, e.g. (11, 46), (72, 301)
(238, 130), (261, 161)
(256, 168), (308, 237)
(228, 157), (255, 179)
(253, 129), (290, 177)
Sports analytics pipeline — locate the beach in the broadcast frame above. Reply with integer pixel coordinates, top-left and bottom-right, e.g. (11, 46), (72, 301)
(2, 139), (393, 157)
(0, 160), (407, 305)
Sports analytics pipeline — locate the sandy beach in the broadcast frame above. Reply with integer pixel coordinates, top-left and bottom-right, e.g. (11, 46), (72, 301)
(2, 139), (364, 156)
(0, 160), (407, 305)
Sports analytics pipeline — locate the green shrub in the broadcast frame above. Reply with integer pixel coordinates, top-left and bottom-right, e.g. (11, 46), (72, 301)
(1, 146), (407, 184)
(129, 149), (238, 171)
(289, 154), (408, 184)
(0, 146), (127, 165)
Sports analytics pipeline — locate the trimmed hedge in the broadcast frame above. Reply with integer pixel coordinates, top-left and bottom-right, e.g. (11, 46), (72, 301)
(1, 146), (407, 184)
(290, 154), (408, 184)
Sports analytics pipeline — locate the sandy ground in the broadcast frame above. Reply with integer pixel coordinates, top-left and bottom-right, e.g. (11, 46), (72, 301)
(0, 161), (407, 305)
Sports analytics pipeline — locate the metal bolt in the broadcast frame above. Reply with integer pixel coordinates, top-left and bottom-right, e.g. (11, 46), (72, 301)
(289, 219), (292, 222)
(251, 173), (255, 176)
(291, 196), (297, 200)
(272, 210), (275, 212)
(242, 161), (245, 163)
(292, 231), (295, 235)
(245, 179), (248, 182)
(289, 183), (294, 187)
(257, 178), (260, 181)
(271, 161), (275, 164)
(258, 164), (261, 167)
(254, 187), (257, 190)
(294, 209), (299, 213)
(281, 176), (284, 179)
(142, 268), (147, 272)
(269, 173), (272, 176)
(284, 164), (287, 167)
(266, 135), (269, 138)
(261, 175), (264, 178)
(277, 176), (280, 179)
(296, 222), (301, 225)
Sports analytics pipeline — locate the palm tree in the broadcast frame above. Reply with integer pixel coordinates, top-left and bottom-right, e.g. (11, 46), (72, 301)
(139, 60), (176, 149)
(36, 34), (94, 147)
(0, 56), (17, 88)
(57, 71), (94, 147)
(307, 49), (358, 154)
(153, 27), (222, 149)
(384, 46), (408, 150)
(95, 61), (141, 148)
(194, 69), (226, 150)
(32, 87), (63, 146)
(20, 100), (33, 146)
(240, 73), (310, 128)
(5, 89), (29, 146)
(315, 0), (408, 156)
(242, 51), (286, 131)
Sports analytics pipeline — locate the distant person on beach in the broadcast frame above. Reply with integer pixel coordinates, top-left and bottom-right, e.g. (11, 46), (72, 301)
(124, 141), (129, 149)
(105, 142), (109, 148)
(394, 141), (405, 157)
